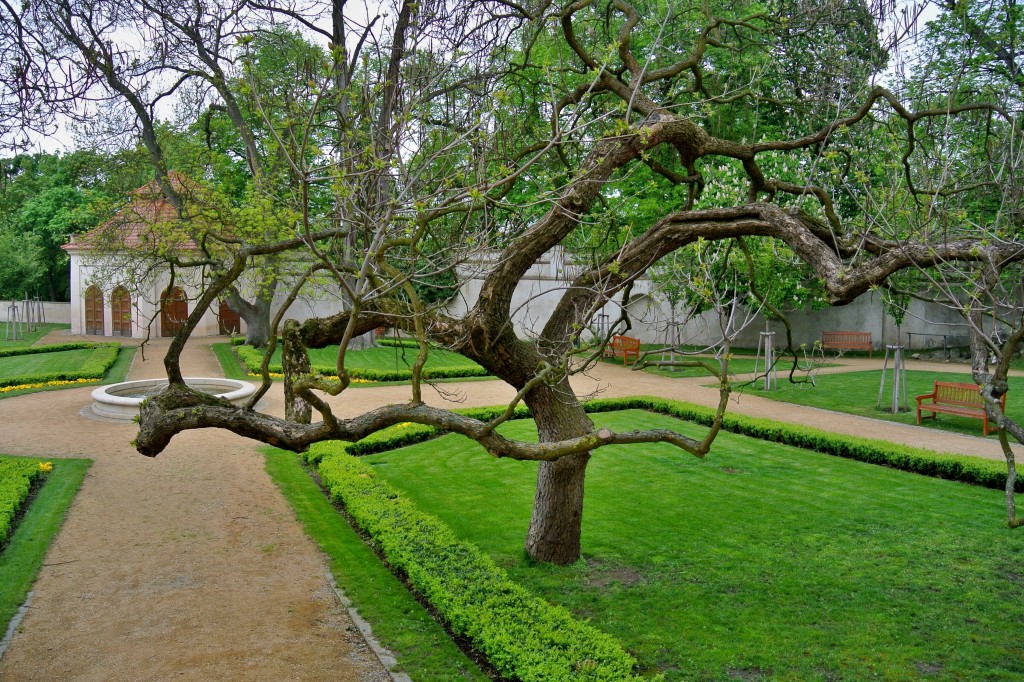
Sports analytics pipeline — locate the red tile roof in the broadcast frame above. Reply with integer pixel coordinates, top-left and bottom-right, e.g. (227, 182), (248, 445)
(63, 172), (199, 253)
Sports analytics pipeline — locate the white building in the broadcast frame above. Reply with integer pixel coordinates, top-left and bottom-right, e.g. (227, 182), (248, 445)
(63, 174), (345, 338)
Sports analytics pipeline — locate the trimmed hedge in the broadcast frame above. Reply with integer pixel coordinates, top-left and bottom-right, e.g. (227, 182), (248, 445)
(0, 457), (46, 543)
(311, 444), (647, 682)
(0, 344), (122, 389)
(234, 344), (490, 383)
(586, 396), (1020, 493)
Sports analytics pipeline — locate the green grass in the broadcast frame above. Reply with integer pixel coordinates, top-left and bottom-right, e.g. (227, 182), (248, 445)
(362, 409), (1024, 681)
(0, 456), (91, 637)
(0, 323), (70, 349)
(226, 343), (490, 384)
(742, 369), (1022, 438)
(0, 347), (110, 379)
(211, 343), (250, 380)
(284, 344), (482, 373)
(262, 449), (488, 681)
(0, 345), (135, 399)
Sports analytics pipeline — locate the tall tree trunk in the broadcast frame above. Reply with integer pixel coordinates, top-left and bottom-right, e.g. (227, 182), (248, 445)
(524, 380), (594, 565)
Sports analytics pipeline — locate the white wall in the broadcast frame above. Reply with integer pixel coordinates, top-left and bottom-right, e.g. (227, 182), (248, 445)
(447, 248), (973, 351)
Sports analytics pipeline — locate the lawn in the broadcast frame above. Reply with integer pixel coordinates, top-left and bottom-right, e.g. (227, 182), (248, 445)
(0, 323), (69, 349)
(0, 344), (135, 399)
(230, 343), (489, 383)
(742, 369), (1023, 438)
(0, 456), (91, 641)
(361, 409), (1024, 681)
(0, 347), (111, 379)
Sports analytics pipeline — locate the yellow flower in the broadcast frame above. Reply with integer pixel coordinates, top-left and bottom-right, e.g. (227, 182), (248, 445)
(38, 461), (53, 473)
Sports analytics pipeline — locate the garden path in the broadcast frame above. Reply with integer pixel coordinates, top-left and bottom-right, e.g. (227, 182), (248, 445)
(0, 334), (390, 681)
(0, 335), (1015, 680)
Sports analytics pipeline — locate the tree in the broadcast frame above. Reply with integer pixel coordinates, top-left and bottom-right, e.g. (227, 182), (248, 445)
(857, 0), (1024, 525)
(11, 0), (1024, 565)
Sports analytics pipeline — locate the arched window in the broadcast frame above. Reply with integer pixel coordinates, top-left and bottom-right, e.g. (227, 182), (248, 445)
(160, 286), (188, 337)
(111, 287), (131, 337)
(84, 285), (104, 335)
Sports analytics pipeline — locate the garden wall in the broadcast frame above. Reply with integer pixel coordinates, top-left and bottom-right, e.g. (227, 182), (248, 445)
(448, 248), (969, 351)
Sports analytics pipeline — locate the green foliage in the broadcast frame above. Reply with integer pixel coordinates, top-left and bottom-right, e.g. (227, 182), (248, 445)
(310, 444), (647, 682)
(0, 456), (46, 543)
(0, 151), (142, 301)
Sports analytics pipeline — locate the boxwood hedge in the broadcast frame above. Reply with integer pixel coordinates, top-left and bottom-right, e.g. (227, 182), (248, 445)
(311, 444), (648, 682)
(0, 457), (46, 543)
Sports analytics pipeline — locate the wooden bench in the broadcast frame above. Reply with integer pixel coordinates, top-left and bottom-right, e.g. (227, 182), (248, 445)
(916, 380), (1006, 436)
(605, 335), (640, 366)
(821, 331), (873, 357)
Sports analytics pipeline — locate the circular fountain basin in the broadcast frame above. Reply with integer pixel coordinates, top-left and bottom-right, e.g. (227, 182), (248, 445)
(90, 378), (257, 421)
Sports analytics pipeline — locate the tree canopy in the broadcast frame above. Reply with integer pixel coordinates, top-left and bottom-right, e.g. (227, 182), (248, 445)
(4, 0), (1023, 563)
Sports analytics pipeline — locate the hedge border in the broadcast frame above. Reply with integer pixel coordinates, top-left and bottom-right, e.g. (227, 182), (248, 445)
(0, 343), (122, 389)
(0, 458), (46, 544)
(234, 344), (491, 383)
(310, 445), (647, 682)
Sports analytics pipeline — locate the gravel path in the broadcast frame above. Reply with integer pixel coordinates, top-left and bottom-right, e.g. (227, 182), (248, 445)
(0, 335), (1014, 680)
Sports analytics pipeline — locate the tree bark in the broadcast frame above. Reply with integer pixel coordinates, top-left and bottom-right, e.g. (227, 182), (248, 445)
(282, 320), (312, 424)
(523, 380), (594, 565)
(227, 289), (273, 348)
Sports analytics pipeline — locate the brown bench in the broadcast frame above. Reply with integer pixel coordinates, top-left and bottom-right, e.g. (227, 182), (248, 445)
(916, 380), (1006, 436)
(821, 331), (873, 357)
(605, 335), (640, 366)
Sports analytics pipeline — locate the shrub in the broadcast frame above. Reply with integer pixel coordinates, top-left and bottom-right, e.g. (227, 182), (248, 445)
(311, 445), (648, 682)
(375, 337), (422, 349)
(0, 457), (48, 543)
(0, 342), (115, 358)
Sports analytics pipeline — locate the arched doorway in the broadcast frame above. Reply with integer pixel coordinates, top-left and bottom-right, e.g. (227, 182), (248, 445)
(111, 286), (131, 337)
(218, 299), (241, 336)
(160, 286), (188, 337)
(84, 285), (104, 335)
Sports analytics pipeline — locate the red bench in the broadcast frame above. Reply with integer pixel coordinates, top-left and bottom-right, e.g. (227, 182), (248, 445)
(821, 331), (872, 357)
(916, 380), (1006, 436)
(605, 335), (640, 366)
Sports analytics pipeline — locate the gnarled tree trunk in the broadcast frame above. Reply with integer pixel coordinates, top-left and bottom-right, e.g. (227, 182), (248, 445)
(524, 380), (594, 565)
